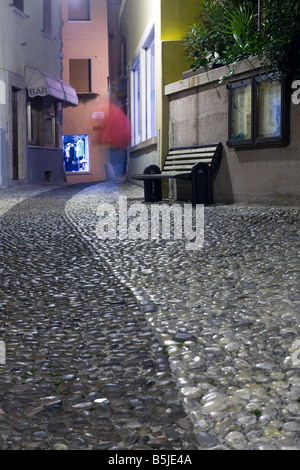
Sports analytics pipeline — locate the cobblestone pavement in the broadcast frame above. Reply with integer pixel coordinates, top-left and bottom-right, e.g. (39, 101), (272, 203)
(0, 181), (299, 451)
(0, 184), (198, 450)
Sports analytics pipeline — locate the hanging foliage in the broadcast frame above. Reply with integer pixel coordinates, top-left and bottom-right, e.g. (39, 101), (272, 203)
(184, 0), (300, 79)
(261, 0), (300, 79)
(184, 1), (261, 70)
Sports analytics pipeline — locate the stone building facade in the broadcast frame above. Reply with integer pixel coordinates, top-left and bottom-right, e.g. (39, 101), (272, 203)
(0, 0), (78, 188)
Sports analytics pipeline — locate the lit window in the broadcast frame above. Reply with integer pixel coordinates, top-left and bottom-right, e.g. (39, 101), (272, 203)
(131, 57), (141, 146)
(67, 0), (90, 21)
(63, 135), (90, 172)
(229, 78), (252, 144)
(43, 0), (52, 37)
(257, 79), (282, 139)
(228, 74), (288, 147)
(144, 29), (156, 139)
(69, 59), (91, 93)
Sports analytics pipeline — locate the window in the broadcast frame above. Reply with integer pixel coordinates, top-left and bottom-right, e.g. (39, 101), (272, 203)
(130, 27), (156, 146)
(67, 0), (90, 21)
(44, 102), (57, 147)
(27, 101), (39, 145)
(13, 0), (24, 11)
(228, 74), (288, 147)
(131, 57), (141, 146)
(27, 98), (58, 148)
(144, 29), (156, 139)
(43, 0), (52, 37)
(229, 78), (252, 144)
(69, 59), (91, 93)
(63, 134), (90, 172)
(256, 78), (282, 140)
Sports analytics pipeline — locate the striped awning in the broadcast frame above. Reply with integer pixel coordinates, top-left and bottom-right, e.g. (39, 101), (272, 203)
(25, 67), (78, 106)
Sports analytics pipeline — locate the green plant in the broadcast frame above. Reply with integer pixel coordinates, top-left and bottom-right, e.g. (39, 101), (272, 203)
(260, 0), (300, 79)
(251, 408), (262, 419)
(184, 1), (260, 70)
(184, 0), (300, 80)
(220, 2), (261, 62)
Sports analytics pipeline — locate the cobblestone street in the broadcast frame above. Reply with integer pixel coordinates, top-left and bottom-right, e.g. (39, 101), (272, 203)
(0, 182), (299, 451)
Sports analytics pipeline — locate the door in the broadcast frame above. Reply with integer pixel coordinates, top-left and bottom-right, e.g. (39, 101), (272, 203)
(12, 87), (19, 180)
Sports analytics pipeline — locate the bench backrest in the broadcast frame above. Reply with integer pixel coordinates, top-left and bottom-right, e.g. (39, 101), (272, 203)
(162, 143), (222, 179)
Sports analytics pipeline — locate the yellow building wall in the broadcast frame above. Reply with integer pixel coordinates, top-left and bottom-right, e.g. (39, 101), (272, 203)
(160, 1), (202, 161)
(161, 0), (202, 84)
(161, 0), (201, 41)
(118, 0), (159, 61)
(119, 0), (201, 168)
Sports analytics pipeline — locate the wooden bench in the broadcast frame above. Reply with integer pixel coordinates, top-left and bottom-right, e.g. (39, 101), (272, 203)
(132, 143), (222, 205)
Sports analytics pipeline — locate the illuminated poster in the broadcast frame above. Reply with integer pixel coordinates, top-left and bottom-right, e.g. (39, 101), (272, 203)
(230, 83), (252, 141)
(63, 134), (89, 172)
(257, 81), (282, 138)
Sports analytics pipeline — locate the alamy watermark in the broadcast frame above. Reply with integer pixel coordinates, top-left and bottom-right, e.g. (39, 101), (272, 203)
(96, 196), (204, 250)
(0, 341), (5, 365)
(292, 81), (300, 105)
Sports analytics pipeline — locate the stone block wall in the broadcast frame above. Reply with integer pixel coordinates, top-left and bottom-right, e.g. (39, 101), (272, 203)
(166, 58), (300, 205)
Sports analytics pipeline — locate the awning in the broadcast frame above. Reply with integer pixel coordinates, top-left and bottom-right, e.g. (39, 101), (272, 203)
(25, 67), (78, 106)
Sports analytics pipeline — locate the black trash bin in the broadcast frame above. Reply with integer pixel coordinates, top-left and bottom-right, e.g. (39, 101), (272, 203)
(191, 162), (213, 205)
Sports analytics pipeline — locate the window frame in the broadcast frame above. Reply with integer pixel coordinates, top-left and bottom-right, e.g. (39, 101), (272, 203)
(11, 0), (26, 17)
(69, 58), (92, 94)
(131, 56), (141, 146)
(43, 0), (53, 38)
(12, 0), (24, 12)
(254, 74), (287, 146)
(228, 77), (253, 147)
(227, 73), (289, 148)
(143, 28), (156, 140)
(67, 0), (90, 22)
(62, 134), (90, 173)
(27, 97), (58, 149)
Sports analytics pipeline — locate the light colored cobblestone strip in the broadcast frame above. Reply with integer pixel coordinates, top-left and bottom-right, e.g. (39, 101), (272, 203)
(0, 183), (67, 218)
(1, 184), (198, 450)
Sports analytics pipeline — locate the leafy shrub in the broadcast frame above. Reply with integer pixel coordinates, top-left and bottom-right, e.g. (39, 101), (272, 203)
(184, 0), (261, 70)
(261, 0), (300, 79)
(184, 0), (300, 79)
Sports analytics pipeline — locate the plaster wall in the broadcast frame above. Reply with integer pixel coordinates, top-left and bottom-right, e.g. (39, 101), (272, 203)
(118, 0), (158, 60)
(166, 58), (300, 205)
(62, 0), (110, 183)
(161, 0), (201, 41)
(118, 0), (202, 178)
(0, 0), (64, 187)
(1, 1), (62, 78)
(127, 137), (159, 184)
(27, 147), (65, 183)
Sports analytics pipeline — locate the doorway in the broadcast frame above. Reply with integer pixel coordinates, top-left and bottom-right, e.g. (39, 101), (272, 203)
(12, 87), (20, 180)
